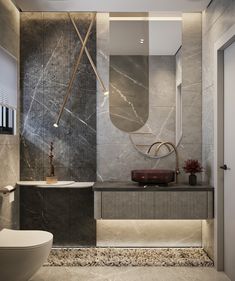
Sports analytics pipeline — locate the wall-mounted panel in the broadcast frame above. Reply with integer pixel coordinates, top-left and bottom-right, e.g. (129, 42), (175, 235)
(20, 13), (96, 181)
(20, 185), (96, 246)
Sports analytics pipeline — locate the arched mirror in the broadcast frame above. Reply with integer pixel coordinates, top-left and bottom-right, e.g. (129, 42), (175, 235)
(109, 13), (149, 132)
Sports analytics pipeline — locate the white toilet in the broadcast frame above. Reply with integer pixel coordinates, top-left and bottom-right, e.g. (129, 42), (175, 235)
(0, 228), (53, 281)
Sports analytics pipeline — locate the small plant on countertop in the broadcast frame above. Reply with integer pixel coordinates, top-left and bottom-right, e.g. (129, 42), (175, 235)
(183, 159), (203, 186)
(183, 159), (203, 174)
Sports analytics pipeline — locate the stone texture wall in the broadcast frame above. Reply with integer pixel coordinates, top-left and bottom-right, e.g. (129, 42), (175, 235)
(202, 0), (235, 185)
(181, 13), (202, 182)
(149, 55), (176, 145)
(96, 13), (202, 247)
(20, 185), (96, 246)
(97, 14), (202, 184)
(201, 0), (235, 262)
(131, 55), (176, 156)
(0, 0), (20, 230)
(0, 0), (19, 58)
(20, 13), (96, 181)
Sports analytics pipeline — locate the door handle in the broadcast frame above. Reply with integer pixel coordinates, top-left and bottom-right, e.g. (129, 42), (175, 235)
(220, 164), (230, 170)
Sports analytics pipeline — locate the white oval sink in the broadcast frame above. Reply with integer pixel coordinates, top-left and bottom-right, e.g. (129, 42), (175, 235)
(17, 181), (94, 188)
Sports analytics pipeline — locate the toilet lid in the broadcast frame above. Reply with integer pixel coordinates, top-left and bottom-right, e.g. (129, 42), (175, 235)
(0, 229), (53, 248)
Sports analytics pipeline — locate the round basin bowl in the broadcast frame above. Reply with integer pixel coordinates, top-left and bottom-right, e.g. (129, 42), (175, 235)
(131, 169), (175, 185)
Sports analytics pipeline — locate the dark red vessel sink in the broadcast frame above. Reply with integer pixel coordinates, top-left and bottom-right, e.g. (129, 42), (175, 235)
(131, 169), (175, 185)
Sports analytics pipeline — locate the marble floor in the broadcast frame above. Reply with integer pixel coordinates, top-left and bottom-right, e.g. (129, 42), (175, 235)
(30, 266), (230, 281)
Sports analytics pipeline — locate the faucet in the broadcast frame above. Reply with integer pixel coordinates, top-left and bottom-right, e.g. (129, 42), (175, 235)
(147, 141), (171, 155)
(148, 141), (180, 184)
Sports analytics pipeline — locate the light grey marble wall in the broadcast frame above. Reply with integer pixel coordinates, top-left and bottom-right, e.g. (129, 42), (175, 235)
(181, 13), (202, 183)
(130, 55), (176, 158)
(96, 13), (203, 247)
(97, 14), (202, 184)
(147, 55), (176, 144)
(0, 0), (19, 58)
(97, 220), (202, 247)
(202, 0), (235, 261)
(0, 0), (20, 230)
(202, 0), (235, 185)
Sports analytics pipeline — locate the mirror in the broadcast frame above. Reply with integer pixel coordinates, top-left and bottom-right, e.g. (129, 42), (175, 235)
(109, 13), (149, 132)
(109, 12), (182, 158)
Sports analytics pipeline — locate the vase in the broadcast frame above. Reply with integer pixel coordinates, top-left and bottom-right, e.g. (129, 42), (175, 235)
(189, 174), (197, 186)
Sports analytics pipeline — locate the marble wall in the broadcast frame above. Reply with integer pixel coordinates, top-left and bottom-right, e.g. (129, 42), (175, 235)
(96, 13), (203, 247)
(20, 13), (96, 181)
(0, 0), (19, 59)
(131, 55), (176, 156)
(202, 0), (235, 185)
(97, 14), (202, 183)
(97, 220), (202, 247)
(20, 185), (96, 246)
(201, 0), (235, 262)
(0, 0), (20, 230)
(149, 55), (176, 145)
(181, 13), (202, 182)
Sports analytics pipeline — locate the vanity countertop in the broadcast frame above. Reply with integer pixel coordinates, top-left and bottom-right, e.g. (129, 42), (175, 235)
(93, 181), (214, 192)
(17, 181), (94, 188)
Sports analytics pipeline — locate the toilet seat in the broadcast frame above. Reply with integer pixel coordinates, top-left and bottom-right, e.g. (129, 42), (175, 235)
(0, 229), (53, 249)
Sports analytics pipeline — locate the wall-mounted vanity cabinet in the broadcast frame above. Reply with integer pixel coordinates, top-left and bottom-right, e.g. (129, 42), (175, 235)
(94, 182), (214, 220)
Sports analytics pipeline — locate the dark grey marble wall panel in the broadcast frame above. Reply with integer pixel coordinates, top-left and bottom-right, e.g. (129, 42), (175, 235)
(20, 186), (96, 246)
(20, 13), (96, 181)
(70, 188), (96, 246)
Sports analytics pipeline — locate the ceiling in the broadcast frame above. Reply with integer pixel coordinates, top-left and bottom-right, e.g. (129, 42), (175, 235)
(12, 0), (211, 12)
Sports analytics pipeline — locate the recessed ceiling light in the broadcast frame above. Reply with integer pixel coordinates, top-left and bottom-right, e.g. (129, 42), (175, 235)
(140, 38), (144, 44)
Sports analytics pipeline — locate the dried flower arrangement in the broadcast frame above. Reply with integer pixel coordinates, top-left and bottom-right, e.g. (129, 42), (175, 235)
(183, 159), (203, 175)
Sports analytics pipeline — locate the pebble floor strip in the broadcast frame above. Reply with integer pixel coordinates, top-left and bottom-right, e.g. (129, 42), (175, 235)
(45, 248), (213, 267)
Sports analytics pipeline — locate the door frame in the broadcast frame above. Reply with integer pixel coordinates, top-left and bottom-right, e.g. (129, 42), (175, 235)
(214, 24), (235, 271)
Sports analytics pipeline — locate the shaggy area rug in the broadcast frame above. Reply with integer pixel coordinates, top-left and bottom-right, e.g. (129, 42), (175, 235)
(45, 248), (213, 267)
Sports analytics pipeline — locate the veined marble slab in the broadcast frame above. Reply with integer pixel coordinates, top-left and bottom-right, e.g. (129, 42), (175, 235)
(97, 220), (202, 247)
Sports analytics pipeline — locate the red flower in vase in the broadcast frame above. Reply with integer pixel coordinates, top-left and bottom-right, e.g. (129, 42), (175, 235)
(183, 159), (203, 174)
